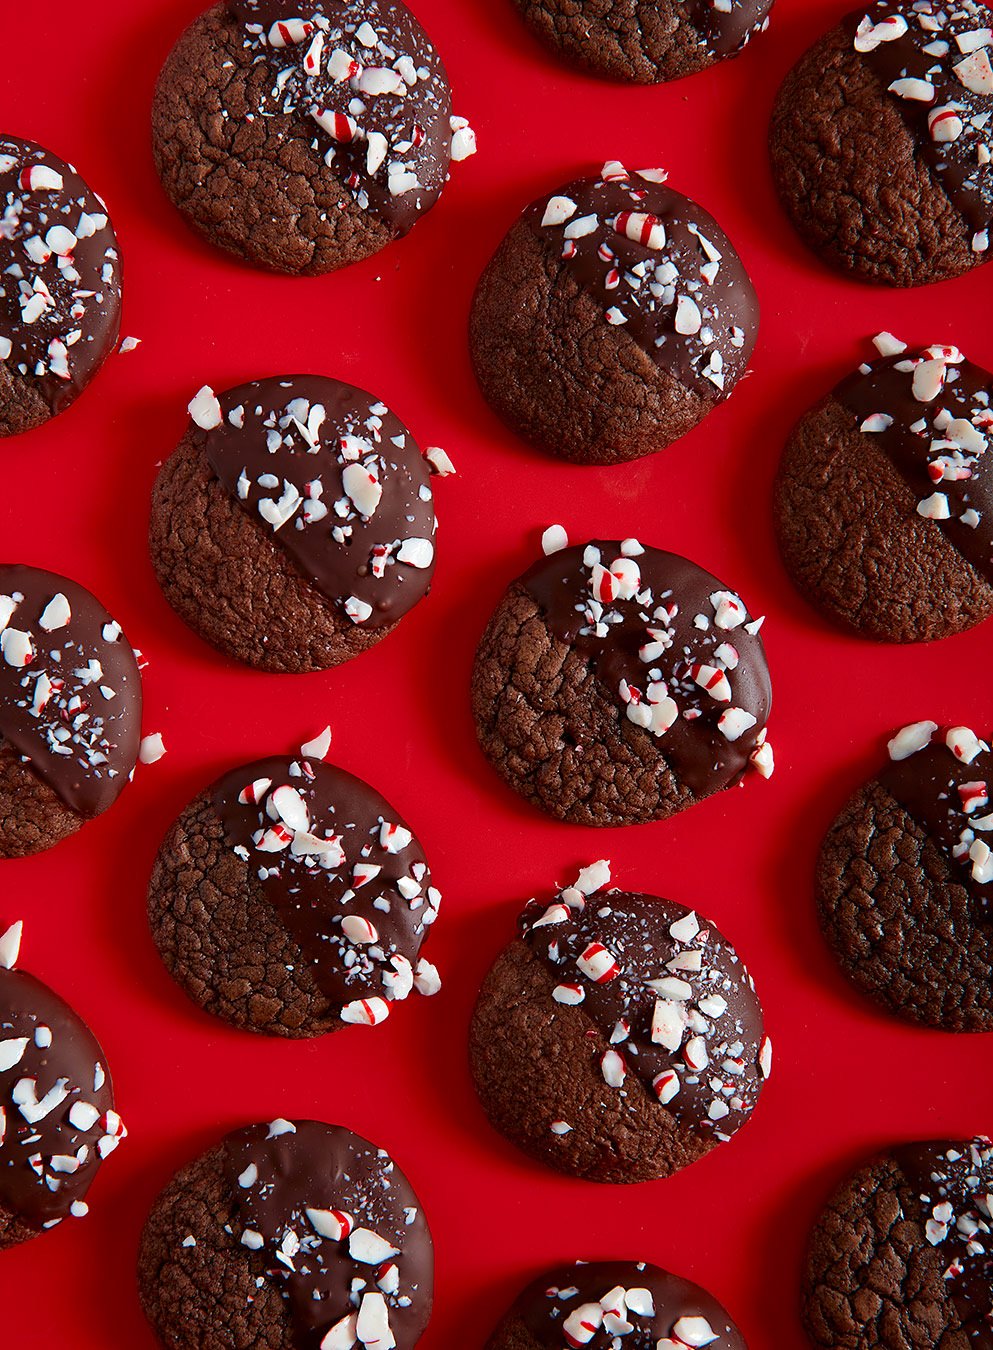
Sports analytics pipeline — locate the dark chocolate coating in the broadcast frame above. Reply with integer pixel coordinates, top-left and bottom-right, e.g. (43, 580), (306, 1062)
(0, 565), (141, 853)
(148, 754), (440, 1036)
(488, 1260), (747, 1349)
(775, 346), (993, 642)
(471, 540), (773, 825)
(0, 136), (121, 437)
(803, 1138), (993, 1350)
(0, 963), (121, 1246)
(770, 7), (990, 287)
(470, 165), (758, 464)
(139, 1120), (433, 1350)
(152, 0), (456, 274)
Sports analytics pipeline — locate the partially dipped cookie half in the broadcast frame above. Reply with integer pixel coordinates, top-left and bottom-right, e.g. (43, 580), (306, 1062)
(0, 565), (142, 858)
(152, 0), (476, 275)
(470, 862), (771, 1183)
(148, 732), (441, 1037)
(470, 161), (759, 465)
(804, 1138), (993, 1349)
(0, 136), (121, 437)
(150, 376), (450, 672)
(0, 921), (126, 1248)
(818, 719), (993, 1031)
(139, 1118), (432, 1350)
(776, 336), (993, 643)
(472, 532), (774, 827)
(770, 2), (993, 287)
(486, 1260), (747, 1349)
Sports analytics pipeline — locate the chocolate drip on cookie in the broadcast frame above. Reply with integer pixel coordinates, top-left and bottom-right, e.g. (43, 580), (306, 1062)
(522, 540), (773, 796)
(0, 923), (124, 1232)
(227, 0), (472, 236)
(892, 1138), (993, 1347)
(211, 756), (441, 1023)
(0, 565), (141, 817)
(0, 137), (121, 428)
(193, 376), (437, 630)
(528, 165), (758, 402)
(881, 720), (993, 909)
(520, 866), (770, 1141)
(223, 1119), (432, 1350)
(504, 1260), (746, 1350)
(836, 344), (993, 578)
(848, 2), (993, 252)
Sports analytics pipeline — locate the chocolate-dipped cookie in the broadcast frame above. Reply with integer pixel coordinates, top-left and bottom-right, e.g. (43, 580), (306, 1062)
(804, 1137), (993, 1348)
(152, 0), (476, 275)
(148, 738), (442, 1037)
(0, 921), (127, 1249)
(469, 161), (759, 466)
(512, 0), (772, 85)
(0, 136), (121, 437)
(139, 1118), (432, 1350)
(470, 862), (771, 1183)
(487, 1260), (747, 1349)
(770, 3), (993, 288)
(471, 533), (774, 827)
(0, 565), (142, 858)
(819, 720), (993, 1032)
(776, 336), (993, 643)
(150, 376), (446, 673)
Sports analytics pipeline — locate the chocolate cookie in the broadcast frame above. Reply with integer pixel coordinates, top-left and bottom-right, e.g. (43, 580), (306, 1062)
(147, 739), (442, 1037)
(770, 3), (993, 288)
(469, 862), (771, 1183)
(803, 1137), (993, 1349)
(150, 376), (445, 673)
(0, 136), (121, 437)
(776, 337), (993, 643)
(151, 0), (476, 275)
(817, 719), (993, 1031)
(0, 921), (127, 1250)
(139, 1118), (432, 1350)
(469, 161), (759, 465)
(472, 533), (774, 827)
(0, 564), (142, 858)
(487, 1259), (747, 1349)
(512, 0), (773, 85)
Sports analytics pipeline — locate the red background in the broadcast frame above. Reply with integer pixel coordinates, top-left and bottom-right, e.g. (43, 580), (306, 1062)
(3, 0), (992, 1345)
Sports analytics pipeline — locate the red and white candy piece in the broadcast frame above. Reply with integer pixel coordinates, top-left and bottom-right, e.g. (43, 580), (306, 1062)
(912, 357), (947, 403)
(139, 733), (167, 766)
(267, 18), (313, 46)
(300, 726), (332, 761)
(552, 983), (585, 1005)
(397, 538), (433, 568)
(888, 77), (935, 101)
(928, 105), (964, 143)
(887, 720), (937, 761)
(1, 629), (33, 668)
(379, 821), (412, 854)
(563, 1303), (603, 1347)
(311, 108), (358, 142)
(238, 777), (272, 805)
(574, 859), (611, 895)
(307, 1207), (353, 1241)
(450, 115), (477, 161)
(959, 782), (989, 814)
(577, 942), (620, 983)
(349, 1228), (400, 1265)
(355, 1292), (396, 1350)
(320, 1314), (358, 1350)
(531, 902), (571, 929)
(425, 446), (456, 476)
(718, 707), (757, 742)
(683, 1036), (709, 1071)
(1, 921), (24, 970)
(542, 524), (568, 555)
(653, 1068), (680, 1104)
(353, 862), (382, 888)
(947, 726), (986, 764)
(19, 164), (64, 192)
(692, 664), (732, 703)
(340, 997), (390, 1026)
(651, 999), (685, 1053)
(853, 13), (908, 51)
(342, 915), (378, 945)
(601, 1049), (625, 1087)
(674, 295), (702, 335)
(268, 785), (310, 833)
(542, 195), (577, 228)
(613, 211), (666, 249)
(345, 596), (373, 624)
(955, 49), (993, 96)
(188, 385), (222, 430)
(413, 958), (441, 997)
(671, 1315), (718, 1346)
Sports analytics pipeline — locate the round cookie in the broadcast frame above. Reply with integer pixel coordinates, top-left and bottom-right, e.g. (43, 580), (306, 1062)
(776, 337), (993, 643)
(150, 376), (444, 673)
(0, 136), (121, 436)
(469, 862), (771, 1183)
(0, 920), (127, 1249)
(803, 1137), (993, 1349)
(770, 3), (993, 288)
(487, 1259), (747, 1349)
(471, 533), (774, 827)
(0, 564), (142, 858)
(469, 161), (759, 466)
(147, 741), (442, 1037)
(151, 0), (476, 275)
(139, 1118), (432, 1350)
(818, 719), (993, 1032)
(512, 0), (773, 85)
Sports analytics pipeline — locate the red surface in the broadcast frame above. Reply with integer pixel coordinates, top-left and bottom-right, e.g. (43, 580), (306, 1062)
(3, 0), (992, 1345)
